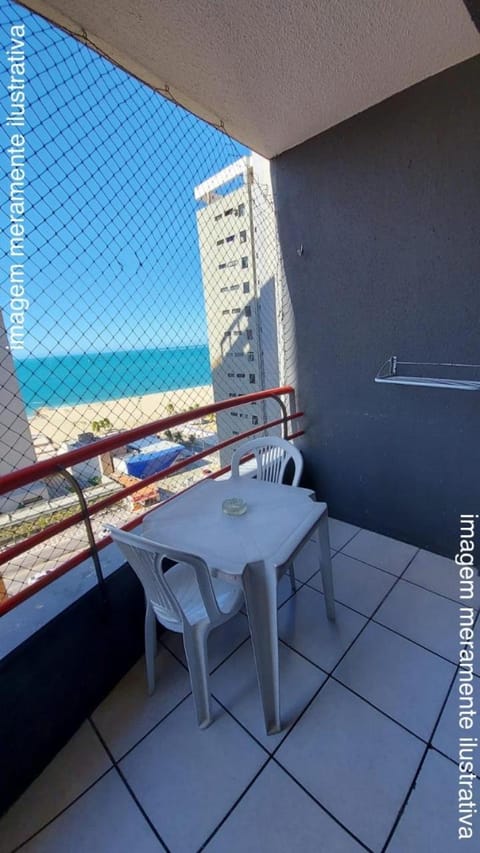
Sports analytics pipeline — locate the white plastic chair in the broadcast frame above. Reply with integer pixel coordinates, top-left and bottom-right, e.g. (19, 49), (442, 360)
(104, 524), (244, 728)
(230, 436), (303, 487)
(230, 436), (304, 591)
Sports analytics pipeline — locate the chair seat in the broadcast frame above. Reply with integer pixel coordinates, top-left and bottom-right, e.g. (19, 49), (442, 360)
(155, 561), (243, 628)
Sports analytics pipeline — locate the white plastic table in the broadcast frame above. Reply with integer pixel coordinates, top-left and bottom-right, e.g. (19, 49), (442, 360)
(143, 477), (335, 734)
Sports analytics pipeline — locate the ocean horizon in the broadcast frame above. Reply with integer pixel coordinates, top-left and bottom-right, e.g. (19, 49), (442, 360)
(15, 345), (212, 416)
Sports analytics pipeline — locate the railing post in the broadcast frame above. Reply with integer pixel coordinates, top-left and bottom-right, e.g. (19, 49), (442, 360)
(56, 466), (107, 603)
(271, 394), (290, 439)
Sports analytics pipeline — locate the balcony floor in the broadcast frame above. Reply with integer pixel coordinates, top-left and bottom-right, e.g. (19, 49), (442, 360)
(1, 519), (479, 852)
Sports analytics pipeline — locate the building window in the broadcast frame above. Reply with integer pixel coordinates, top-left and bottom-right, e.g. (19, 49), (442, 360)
(252, 416), (258, 426)
(231, 411), (238, 417)
(220, 286), (228, 293)
(227, 372), (234, 378)
(239, 230), (247, 243)
(214, 213), (222, 221)
(234, 330), (242, 336)
(232, 430), (239, 435)
(244, 306), (251, 317)
(249, 373), (256, 383)
(225, 208), (234, 216)
(241, 256), (248, 269)
(222, 309), (230, 315)
(231, 307), (241, 314)
(227, 260), (238, 268)
(230, 284), (239, 291)
(236, 373), (245, 378)
(246, 329), (253, 340)
(216, 238), (224, 246)
(243, 281), (250, 294)
(248, 353), (255, 362)
(218, 262), (226, 270)
(226, 235), (235, 243)
(237, 203), (245, 216)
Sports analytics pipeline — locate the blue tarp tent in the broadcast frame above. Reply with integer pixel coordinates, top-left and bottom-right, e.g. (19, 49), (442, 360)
(123, 438), (184, 479)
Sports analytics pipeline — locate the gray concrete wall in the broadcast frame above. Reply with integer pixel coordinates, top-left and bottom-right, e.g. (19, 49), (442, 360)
(271, 55), (480, 556)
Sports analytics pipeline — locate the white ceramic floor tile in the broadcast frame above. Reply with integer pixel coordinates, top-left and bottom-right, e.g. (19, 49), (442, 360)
(342, 529), (417, 575)
(91, 647), (191, 760)
(404, 549), (480, 608)
(335, 622), (455, 739)
(119, 695), (267, 853)
(374, 580), (460, 663)
(0, 722), (112, 852)
(205, 760), (364, 852)
(18, 770), (163, 853)
(308, 552), (397, 616)
(210, 639), (326, 750)
(161, 612), (250, 672)
(433, 672), (480, 763)
(291, 538), (322, 583)
(278, 586), (366, 671)
(387, 750), (480, 852)
(239, 574), (297, 612)
(276, 572), (297, 606)
(276, 680), (424, 851)
(328, 518), (360, 551)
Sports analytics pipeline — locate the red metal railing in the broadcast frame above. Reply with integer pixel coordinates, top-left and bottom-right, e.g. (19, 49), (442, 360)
(0, 387), (303, 615)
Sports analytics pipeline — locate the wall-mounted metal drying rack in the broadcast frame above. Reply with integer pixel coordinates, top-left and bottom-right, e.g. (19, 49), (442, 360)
(375, 357), (480, 391)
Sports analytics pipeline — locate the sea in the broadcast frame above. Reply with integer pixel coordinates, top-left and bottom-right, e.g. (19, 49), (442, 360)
(14, 345), (212, 416)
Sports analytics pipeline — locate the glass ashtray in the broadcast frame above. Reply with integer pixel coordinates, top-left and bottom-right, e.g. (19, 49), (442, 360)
(222, 497), (248, 516)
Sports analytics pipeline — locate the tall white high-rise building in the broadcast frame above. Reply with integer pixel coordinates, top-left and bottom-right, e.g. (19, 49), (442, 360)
(194, 155), (280, 462)
(0, 310), (46, 512)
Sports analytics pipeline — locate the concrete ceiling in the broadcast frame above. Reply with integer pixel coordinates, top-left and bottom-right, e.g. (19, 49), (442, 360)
(18, 0), (480, 157)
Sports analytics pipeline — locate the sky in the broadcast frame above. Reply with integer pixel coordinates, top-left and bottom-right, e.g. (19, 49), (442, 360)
(1, 0), (247, 358)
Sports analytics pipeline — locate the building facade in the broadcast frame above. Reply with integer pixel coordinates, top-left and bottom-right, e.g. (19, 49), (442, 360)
(0, 310), (46, 512)
(194, 155), (280, 462)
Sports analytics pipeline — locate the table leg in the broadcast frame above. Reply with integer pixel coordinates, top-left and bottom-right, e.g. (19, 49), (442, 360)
(242, 561), (281, 735)
(318, 513), (336, 621)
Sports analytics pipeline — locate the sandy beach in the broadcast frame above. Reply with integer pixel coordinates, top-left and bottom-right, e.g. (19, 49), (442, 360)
(28, 384), (214, 448)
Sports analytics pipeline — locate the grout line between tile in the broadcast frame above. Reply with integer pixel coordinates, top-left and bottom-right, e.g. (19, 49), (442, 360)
(380, 739), (429, 853)
(371, 616), (460, 667)
(380, 589), (480, 848)
(328, 550), (408, 580)
(9, 766), (114, 853)
(271, 757), (374, 852)
(112, 690), (193, 762)
(430, 744), (480, 781)
(395, 574), (480, 611)
(269, 550), (421, 763)
(89, 717), (170, 852)
(380, 637), (477, 851)
(332, 542), (480, 612)
(197, 755), (271, 851)
(210, 695), (272, 756)
(332, 526), (362, 552)
(292, 569), (463, 669)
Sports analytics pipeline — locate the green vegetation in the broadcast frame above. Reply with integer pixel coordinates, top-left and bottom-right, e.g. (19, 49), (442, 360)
(0, 496), (108, 547)
(91, 417), (113, 434)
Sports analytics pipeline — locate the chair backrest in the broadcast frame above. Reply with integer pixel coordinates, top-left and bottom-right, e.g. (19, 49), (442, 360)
(104, 525), (222, 628)
(230, 436), (303, 486)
